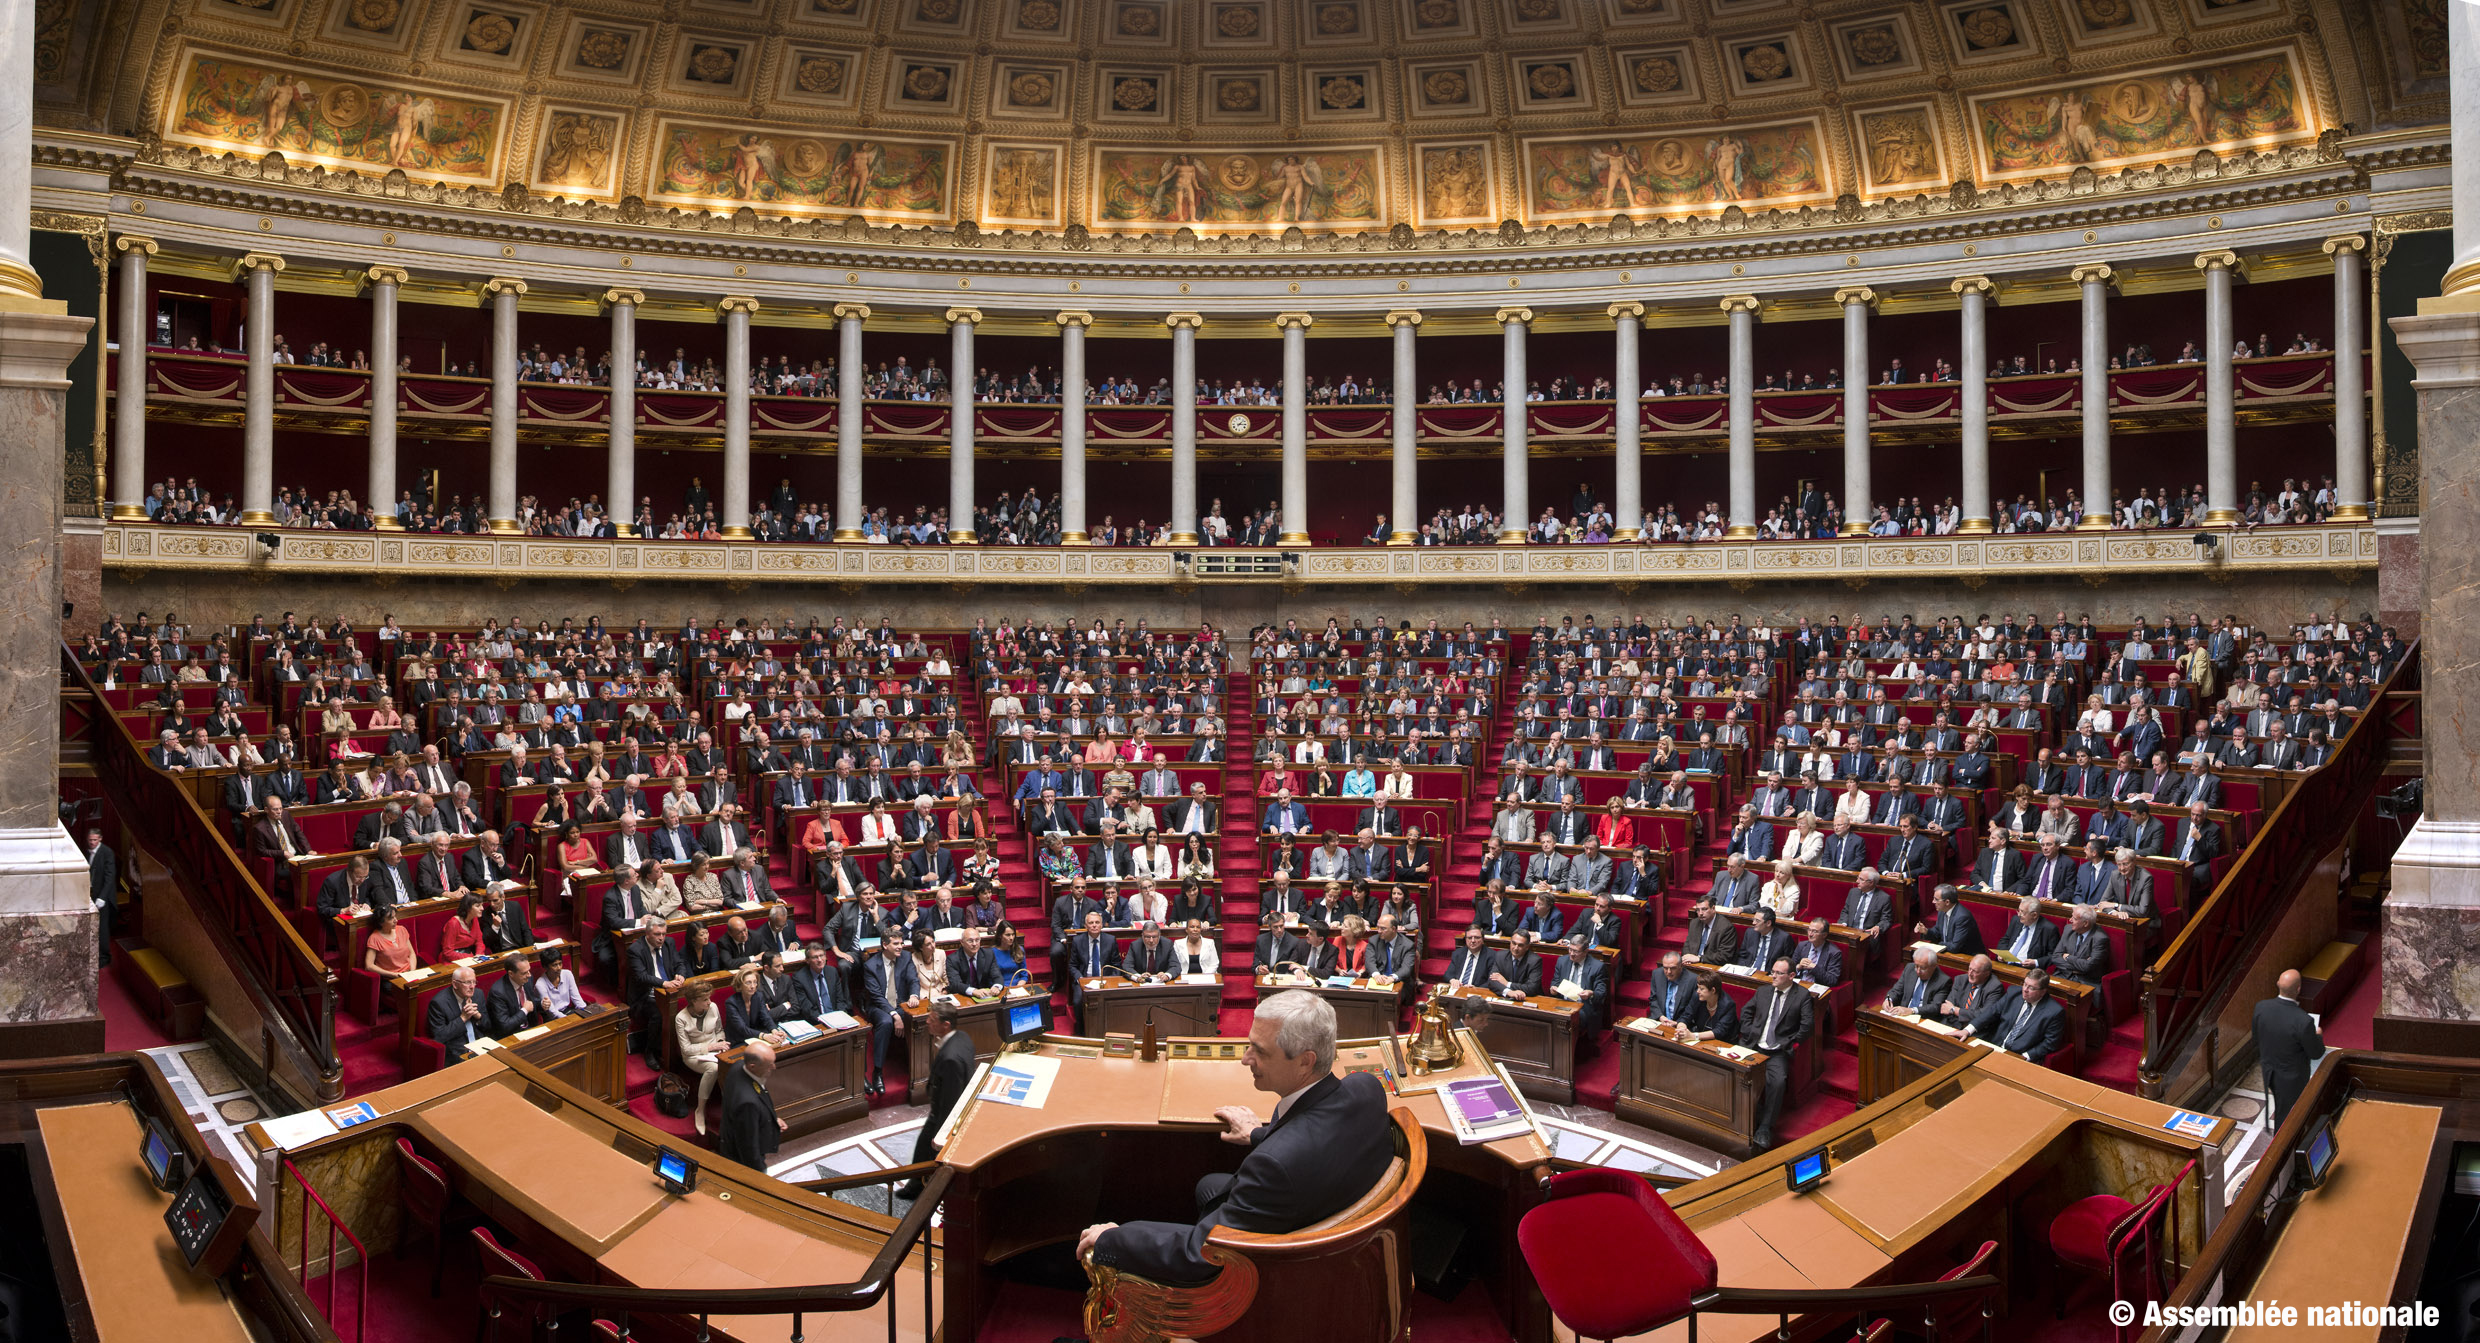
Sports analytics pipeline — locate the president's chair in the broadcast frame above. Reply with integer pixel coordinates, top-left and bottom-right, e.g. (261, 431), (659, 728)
(2047, 1160), (2194, 1340)
(1518, 1168), (1718, 1342)
(1082, 1105), (1425, 1343)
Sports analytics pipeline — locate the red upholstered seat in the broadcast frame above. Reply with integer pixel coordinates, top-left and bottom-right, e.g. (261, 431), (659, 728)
(2050, 1194), (2137, 1271)
(1518, 1169), (1717, 1340)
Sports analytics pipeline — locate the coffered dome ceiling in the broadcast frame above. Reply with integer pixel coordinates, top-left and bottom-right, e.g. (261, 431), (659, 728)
(33, 0), (2443, 238)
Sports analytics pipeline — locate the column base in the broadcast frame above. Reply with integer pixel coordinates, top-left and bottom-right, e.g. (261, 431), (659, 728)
(1497, 530), (1529, 545)
(1956, 517), (1993, 535)
(238, 510), (278, 527)
(110, 504), (148, 521)
(0, 827), (103, 1039)
(1611, 529), (1640, 542)
(611, 523), (635, 537)
(1387, 531), (1416, 546)
(2382, 818), (2480, 1021)
(948, 530), (976, 544)
(1838, 523), (1868, 537)
(1059, 532), (1089, 546)
(2076, 515), (2113, 530)
(2330, 504), (2372, 522)
(1168, 532), (1200, 546)
(2202, 509), (2241, 526)
(373, 516), (403, 531)
(719, 526), (753, 540)
(1277, 532), (1311, 547)
(1723, 525), (1757, 540)
(832, 529), (864, 542)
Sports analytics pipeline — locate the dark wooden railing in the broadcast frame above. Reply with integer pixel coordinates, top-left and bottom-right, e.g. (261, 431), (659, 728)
(2138, 642), (2421, 1102)
(62, 644), (342, 1101)
(476, 1164), (950, 1343)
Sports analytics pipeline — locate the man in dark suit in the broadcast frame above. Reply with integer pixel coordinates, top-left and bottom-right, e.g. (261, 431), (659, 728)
(252, 796), (317, 876)
(1681, 897), (1738, 965)
(1739, 908), (1795, 976)
(2044, 905), (2110, 987)
(426, 965), (515, 1064)
(624, 915), (684, 1065)
(1913, 883), (1985, 956)
(790, 943), (848, 1018)
(1883, 946), (1952, 1015)
(1441, 925), (1502, 990)
(717, 1041), (785, 1171)
(1543, 935), (1610, 1033)
(2011, 834), (2078, 903)
(1083, 992), (1395, 1285)
(898, 1000), (980, 1199)
(1836, 871), (1893, 951)
(2169, 800), (2223, 889)
(1067, 911), (1121, 1030)
(1645, 951), (1697, 1024)
(1969, 968), (2069, 1063)
(599, 866), (653, 969)
(481, 950), (543, 1032)
(858, 933), (921, 1096)
(2252, 969), (2324, 1124)
(1817, 817), (1869, 872)
(1879, 816), (1937, 881)
(1253, 911), (1309, 974)
(1993, 896), (2059, 963)
(1937, 954), (2006, 1027)
(1739, 958), (1813, 1150)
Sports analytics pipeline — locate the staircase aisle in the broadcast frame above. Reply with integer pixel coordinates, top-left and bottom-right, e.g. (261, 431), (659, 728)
(1214, 667), (1260, 1029)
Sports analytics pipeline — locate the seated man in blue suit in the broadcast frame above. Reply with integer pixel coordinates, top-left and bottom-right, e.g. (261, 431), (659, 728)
(1080, 991), (1395, 1285)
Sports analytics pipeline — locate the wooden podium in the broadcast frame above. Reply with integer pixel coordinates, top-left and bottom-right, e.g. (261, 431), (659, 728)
(1084, 977), (1225, 1038)
(903, 992), (1040, 1104)
(1252, 974), (1403, 1038)
(723, 1021), (869, 1140)
(1611, 1016), (1767, 1158)
(1432, 984), (1582, 1103)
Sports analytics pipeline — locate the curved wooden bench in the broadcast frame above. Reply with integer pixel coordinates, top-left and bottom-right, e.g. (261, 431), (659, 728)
(1082, 1105), (1426, 1343)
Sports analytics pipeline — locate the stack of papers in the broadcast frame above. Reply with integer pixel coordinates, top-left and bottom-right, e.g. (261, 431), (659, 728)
(978, 1054), (1062, 1109)
(778, 1018), (824, 1043)
(1437, 1077), (1536, 1145)
(819, 1010), (861, 1030)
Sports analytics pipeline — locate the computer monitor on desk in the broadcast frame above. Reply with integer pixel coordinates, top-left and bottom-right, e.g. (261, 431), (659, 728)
(2294, 1112), (2339, 1192)
(1786, 1147), (1830, 1193)
(1001, 997), (1050, 1047)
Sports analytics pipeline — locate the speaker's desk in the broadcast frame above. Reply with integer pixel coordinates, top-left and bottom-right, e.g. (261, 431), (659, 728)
(1432, 982), (1584, 1103)
(1252, 973), (1405, 1037)
(936, 1030), (1554, 1343)
(1081, 975), (1226, 1038)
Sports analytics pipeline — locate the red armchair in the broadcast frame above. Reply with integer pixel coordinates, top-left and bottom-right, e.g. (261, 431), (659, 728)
(1517, 1169), (1718, 1342)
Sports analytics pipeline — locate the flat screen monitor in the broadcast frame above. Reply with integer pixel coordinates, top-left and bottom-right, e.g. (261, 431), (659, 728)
(140, 1116), (185, 1193)
(1001, 998), (1050, 1044)
(654, 1147), (700, 1195)
(2296, 1114), (2340, 1191)
(1786, 1148), (1830, 1193)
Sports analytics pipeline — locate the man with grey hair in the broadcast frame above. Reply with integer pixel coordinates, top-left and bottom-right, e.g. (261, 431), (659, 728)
(1079, 990), (1395, 1285)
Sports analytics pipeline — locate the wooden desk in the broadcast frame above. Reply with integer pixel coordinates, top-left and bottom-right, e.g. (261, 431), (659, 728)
(1612, 1016), (1767, 1159)
(504, 1002), (632, 1105)
(1082, 977), (1225, 1038)
(1934, 952), (2095, 1069)
(1433, 983), (1583, 1103)
(386, 939), (580, 1060)
(35, 1101), (258, 1343)
(1252, 974), (1404, 1038)
(2223, 1099), (2443, 1343)
(1853, 1005), (1971, 1105)
(901, 991), (1035, 1105)
(724, 1023), (870, 1142)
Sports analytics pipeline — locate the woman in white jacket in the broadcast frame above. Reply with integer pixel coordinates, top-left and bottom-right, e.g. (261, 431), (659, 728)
(1133, 831), (1176, 881)
(1782, 813), (1825, 867)
(1172, 919), (1221, 977)
(1831, 778), (1872, 827)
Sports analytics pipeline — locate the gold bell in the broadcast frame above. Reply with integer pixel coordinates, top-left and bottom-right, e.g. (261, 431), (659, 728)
(1408, 985), (1462, 1074)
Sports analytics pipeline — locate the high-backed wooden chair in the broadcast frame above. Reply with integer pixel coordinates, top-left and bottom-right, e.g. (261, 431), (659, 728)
(1082, 1105), (1426, 1343)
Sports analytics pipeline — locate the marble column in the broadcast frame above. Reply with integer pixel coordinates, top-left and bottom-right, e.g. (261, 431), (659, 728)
(1275, 312), (1312, 545)
(1385, 310), (1420, 544)
(363, 266), (405, 530)
(947, 307), (979, 543)
(1834, 287), (1873, 535)
(1057, 310), (1091, 544)
(604, 288), (641, 535)
(2383, 310), (2480, 1020)
(0, 0), (46, 312)
(109, 236), (154, 519)
(2327, 236), (2371, 521)
(1722, 295), (1759, 539)
(1609, 301), (1644, 540)
(1167, 312), (1202, 545)
(833, 303), (868, 541)
(2072, 263), (2115, 528)
(1954, 275), (1995, 534)
(237, 253), (284, 526)
(717, 296), (757, 538)
(2197, 251), (2242, 525)
(482, 276), (524, 533)
(1496, 306), (1531, 543)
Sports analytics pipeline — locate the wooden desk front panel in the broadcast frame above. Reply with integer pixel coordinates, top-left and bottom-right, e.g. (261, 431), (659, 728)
(506, 1005), (631, 1106)
(1086, 982), (1225, 1039)
(905, 996), (1019, 1104)
(1853, 1007), (1968, 1106)
(754, 1027), (869, 1140)
(1614, 1025), (1762, 1159)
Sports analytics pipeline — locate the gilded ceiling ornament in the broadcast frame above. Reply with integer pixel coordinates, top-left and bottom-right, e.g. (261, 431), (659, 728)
(1423, 68), (1470, 102)
(906, 64), (951, 98)
(464, 12), (517, 53)
(1631, 54), (1679, 92)
(1739, 43), (1789, 81)
(1118, 4), (1160, 35)
(1317, 3), (1358, 32)
(1011, 71), (1056, 104)
(796, 55), (846, 91)
(1414, 0), (1458, 27)
(1114, 75), (1158, 108)
(1218, 79), (1261, 110)
(1514, 0), (1560, 21)
(1958, 6), (2016, 47)
(1615, 0), (1662, 13)
(1527, 62), (1574, 97)
(575, 28), (630, 68)
(2078, 0), (2133, 27)
(1217, 6), (1261, 36)
(347, 0), (401, 31)
(688, 45), (738, 81)
(1216, 154), (1260, 189)
(1847, 26), (1900, 66)
(320, 83), (370, 127)
(784, 138), (830, 175)
(1320, 75), (1364, 108)
(1018, 0), (1062, 27)
(814, 0), (862, 14)
(916, 0), (961, 22)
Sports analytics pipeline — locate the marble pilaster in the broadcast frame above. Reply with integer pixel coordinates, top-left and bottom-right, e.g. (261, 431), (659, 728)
(110, 237), (154, 519)
(605, 289), (641, 535)
(1275, 312), (1312, 545)
(1610, 302), (1644, 541)
(1057, 311), (1091, 544)
(364, 266), (404, 530)
(483, 276), (525, 533)
(1497, 306), (1531, 544)
(1954, 276), (1995, 534)
(2198, 252), (2242, 525)
(2072, 264), (2115, 528)
(1167, 312), (1202, 545)
(948, 307), (979, 543)
(833, 303), (868, 541)
(2327, 237), (2371, 521)
(1385, 310), (1420, 544)
(1722, 296), (1759, 539)
(718, 295), (757, 538)
(1834, 287), (1873, 535)
(238, 253), (283, 526)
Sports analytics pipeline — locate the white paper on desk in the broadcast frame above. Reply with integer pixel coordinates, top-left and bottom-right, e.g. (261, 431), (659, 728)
(1720, 963), (1752, 976)
(533, 939), (562, 952)
(933, 926), (964, 945)
(1177, 973), (1219, 985)
(1552, 982), (1585, 1001)
(778, 1018), (823, 1043)
(737, 900), (763, 910)
(401, 966), (437, 981)
(978, 1053), (1061, 1109)
(467, 1037), (504, 1053)
(1910, 940), (1946, 954)
(819, 1010), (861, 1031)
(512, 1025), (550, 1042)
(258, 1108), (340, 1150)
(1805, 982), (1830, 996)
